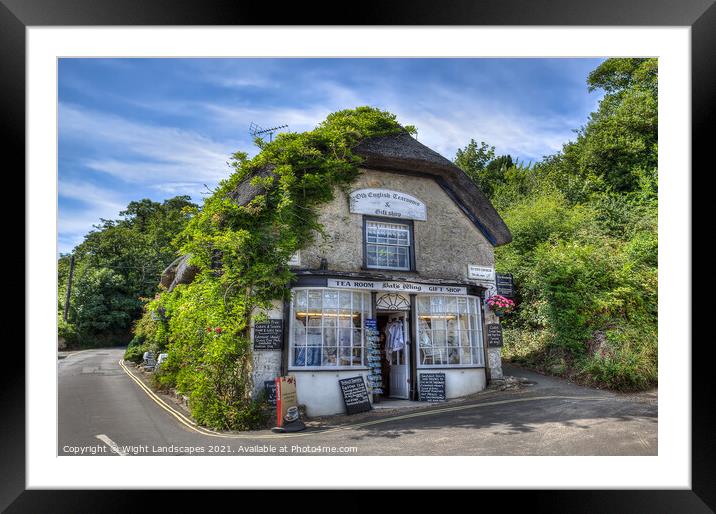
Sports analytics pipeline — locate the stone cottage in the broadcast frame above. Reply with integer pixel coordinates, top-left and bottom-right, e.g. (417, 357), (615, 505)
(163, 131), (512, 417)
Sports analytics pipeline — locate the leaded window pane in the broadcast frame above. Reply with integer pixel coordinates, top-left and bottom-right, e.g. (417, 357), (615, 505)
(365, 220), (411, 270)
(291, 289), (371, 368)
(417, 294), (484, 367)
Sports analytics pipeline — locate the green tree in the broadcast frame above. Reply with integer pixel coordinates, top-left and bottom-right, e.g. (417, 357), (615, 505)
(454, 140), (514, 199)
(58, 195), (197, 347)
(541, 58), (658, 199)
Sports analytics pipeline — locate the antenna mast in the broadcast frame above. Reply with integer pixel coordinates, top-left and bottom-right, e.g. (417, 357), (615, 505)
(249, 122), (288, 142)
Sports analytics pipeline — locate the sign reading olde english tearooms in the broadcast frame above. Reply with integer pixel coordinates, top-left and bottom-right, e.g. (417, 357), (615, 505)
(486, 323), (503, 347)
(349, 188), (427, 221)
(253, 319), (283, 350)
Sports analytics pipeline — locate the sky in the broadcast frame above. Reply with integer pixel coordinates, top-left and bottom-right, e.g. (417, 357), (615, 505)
(58, 57), (605, 255)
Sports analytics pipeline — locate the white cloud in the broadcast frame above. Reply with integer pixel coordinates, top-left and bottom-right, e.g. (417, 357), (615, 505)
(386, 86), (585, 163)
(60, 103), (236, 184)
(58, 180), (128, 254)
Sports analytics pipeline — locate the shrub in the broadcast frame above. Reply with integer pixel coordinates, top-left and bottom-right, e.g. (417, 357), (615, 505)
(58, 316), (79, 348)
(123, 335), (146, 363)
(123, 344), (146, 364)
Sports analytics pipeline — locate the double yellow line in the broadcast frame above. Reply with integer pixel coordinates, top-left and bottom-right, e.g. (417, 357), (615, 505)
(119, 359), (607, 440)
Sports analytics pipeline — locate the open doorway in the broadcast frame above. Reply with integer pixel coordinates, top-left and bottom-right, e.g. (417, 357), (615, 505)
(376, 310), (410, 399)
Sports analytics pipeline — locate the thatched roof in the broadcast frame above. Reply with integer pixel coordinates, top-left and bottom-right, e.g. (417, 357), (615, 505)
(353, 132), (511, 246)
(229, 131), (511, 246)
(227, 165), (276, 206)
(160, 254), (198, 292)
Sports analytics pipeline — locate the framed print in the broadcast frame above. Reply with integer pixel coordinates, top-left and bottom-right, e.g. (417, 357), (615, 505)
(4, 0), (712, 510)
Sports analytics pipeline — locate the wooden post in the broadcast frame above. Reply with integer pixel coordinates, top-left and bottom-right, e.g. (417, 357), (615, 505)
(63, 254), (75, 322)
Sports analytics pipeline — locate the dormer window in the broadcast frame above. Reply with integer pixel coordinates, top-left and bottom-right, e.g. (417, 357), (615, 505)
(364, 218), (414, 271)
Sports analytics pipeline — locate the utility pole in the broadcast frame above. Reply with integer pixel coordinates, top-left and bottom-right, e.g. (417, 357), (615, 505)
(63, 254), (75, 322)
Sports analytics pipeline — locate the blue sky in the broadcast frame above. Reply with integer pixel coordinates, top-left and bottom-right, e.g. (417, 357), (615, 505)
(58, 58), (605, 255)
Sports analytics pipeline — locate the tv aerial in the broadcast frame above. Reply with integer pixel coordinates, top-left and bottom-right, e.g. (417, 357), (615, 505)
(249, 122), (288, 142)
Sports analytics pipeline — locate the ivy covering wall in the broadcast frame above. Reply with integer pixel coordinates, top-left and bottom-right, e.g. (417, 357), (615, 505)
(131, 107), (414, 430)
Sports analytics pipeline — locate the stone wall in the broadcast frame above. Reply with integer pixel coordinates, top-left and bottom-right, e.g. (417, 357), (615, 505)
(300, 168), (495, 281)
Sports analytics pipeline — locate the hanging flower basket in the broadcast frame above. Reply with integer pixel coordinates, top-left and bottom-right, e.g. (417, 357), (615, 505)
(486, 295), (515, 317)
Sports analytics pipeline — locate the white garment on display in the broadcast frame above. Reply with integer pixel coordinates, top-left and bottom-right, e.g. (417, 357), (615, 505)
(387, 320), (405, 353)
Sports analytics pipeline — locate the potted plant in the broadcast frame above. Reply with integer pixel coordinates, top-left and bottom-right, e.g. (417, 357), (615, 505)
(486, 295), (515, 317)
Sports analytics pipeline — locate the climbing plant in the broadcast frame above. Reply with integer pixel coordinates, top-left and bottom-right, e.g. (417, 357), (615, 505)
(138, 107), (413, 430)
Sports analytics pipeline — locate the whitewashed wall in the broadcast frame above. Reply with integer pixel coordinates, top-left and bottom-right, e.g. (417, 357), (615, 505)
(417, 368), (486, 398)
(293, 369), (373, 417)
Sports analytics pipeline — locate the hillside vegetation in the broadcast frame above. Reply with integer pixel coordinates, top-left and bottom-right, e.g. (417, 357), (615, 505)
(455, 58), (658, 390)
(58, 196), (196, 348)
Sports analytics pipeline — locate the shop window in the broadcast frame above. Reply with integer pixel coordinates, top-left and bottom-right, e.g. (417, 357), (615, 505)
(417, 295), (484, 367)
(364, 219), (413, 271)
(291, 288), (372, 369)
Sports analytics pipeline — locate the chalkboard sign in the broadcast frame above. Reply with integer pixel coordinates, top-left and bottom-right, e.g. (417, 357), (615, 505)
(487, 323), (503, 347)
(264, 380), (277, 406)
(253, 319), (283, 350)
(495, 273), (515, 298)
(419, 373), (446, 402)
(338, 376), (372, 414)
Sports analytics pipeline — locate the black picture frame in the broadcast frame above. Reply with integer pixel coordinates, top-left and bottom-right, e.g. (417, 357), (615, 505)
(5, 0), (710, 510)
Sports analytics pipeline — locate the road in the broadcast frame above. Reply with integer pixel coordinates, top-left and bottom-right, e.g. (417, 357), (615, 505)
(58, 348), (657, 456)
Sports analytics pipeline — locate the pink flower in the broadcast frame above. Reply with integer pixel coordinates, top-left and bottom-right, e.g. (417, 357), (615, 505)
(215, 327), (222, 334)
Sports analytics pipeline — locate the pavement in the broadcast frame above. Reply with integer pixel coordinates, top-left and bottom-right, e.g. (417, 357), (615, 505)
(58, 348), (657, 456)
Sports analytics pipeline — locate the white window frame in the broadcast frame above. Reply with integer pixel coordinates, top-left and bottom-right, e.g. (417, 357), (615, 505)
(416, 294), (485, 369)
(364, 219), (412, 271)
(288, 287), (372, 371)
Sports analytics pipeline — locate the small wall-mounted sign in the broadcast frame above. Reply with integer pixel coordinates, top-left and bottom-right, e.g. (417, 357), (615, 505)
(487, 323), (503, 347)
(288, 251), (300, 267)
(349, 188), (427, 221)
(495, 273), (515, 298)
(253, 319), (283, 350)
(468, 264), (495, 281)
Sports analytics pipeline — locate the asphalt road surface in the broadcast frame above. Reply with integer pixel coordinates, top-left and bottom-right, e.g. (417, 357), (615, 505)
(58, 348), (657, 456)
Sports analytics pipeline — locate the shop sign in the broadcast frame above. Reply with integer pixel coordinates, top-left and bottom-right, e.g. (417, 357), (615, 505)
(495, 273), (514, 298)
(468, 264), (495, 281)
(327, 278), (466, 295)
(418, 373), (446, 402)
(253, 319), (283, 350)
(349, 188), (427, 221)
(339, 376), (372, 414)
(264, 380), (277, 407)
(287, 251), (300, 267)
(486, 323), (503, 347)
